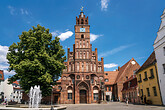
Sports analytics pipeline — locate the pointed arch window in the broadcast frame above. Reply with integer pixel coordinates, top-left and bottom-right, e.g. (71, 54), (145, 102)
(76, 41), (78, 48)
(83, 40), (85, 48)
(86, 62), (88, 72)
(83, 52), (85, 59)
(80, 40), (82, 48)
(94, 64), (96, 72)
(87, 41), (89, 48)
(87, 52), (89, 59)
(69, 63), (71, 72)
(76, 52), (79, 59)
(80, 52), (82, 59)
(82, 62), (84, 72)
(77, 62), (79, 72)
(72, 63), (74, 71)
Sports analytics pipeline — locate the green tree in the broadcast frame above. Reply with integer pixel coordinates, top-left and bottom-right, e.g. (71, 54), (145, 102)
(7, 25), (66, 96)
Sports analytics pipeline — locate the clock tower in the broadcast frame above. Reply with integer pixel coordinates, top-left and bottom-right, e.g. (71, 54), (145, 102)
(60, 9), (105, 104)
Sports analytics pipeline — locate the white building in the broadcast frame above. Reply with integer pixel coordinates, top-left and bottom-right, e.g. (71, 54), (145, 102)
(153, 8), (165, 105)
(0, 78), (23, 103)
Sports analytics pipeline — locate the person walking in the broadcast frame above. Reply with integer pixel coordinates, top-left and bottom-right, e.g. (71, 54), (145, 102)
(126, 95), (128, 105)
(4, 97), (7, 105)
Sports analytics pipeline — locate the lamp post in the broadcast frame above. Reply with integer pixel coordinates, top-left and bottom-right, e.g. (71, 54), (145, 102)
(51, 85), (53, 110)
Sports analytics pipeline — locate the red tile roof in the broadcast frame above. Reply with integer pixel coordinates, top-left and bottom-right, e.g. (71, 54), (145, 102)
(13, 81), (19, 85)
(104, 71), (119, 85)
(115, 58), (140, 84)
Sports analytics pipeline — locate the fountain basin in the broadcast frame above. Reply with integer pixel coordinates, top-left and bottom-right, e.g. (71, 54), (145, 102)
(0, 105), (67, 110)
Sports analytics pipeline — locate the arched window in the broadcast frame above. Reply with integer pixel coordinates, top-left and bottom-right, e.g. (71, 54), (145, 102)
(72, 63), (74, 71)
(81, 34), (84, 39)
(87, 52), (89, 59)
(82, 63), (84, 72)
(77, 20), (79, 24)
(94, 64), (96, 72)
(76, 52), (78, 59)
(83, 40), (85, 48)
(67, 87), (72, 100)
(69, 63), (71, 72)
(76, 41), (78, 48)
(87, 41), (89, 48)
(77, 62), (79, 72)
(86, 62), (88, 72)
(91, 63), (93, 71)
(93, 86), (99, 101)
(80, 40), (82, 48)
(80, 52), (82, 59)
(83, 52), (85, 59)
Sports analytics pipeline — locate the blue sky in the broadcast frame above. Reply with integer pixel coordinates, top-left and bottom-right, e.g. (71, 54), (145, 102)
(0, 0), (165, 79)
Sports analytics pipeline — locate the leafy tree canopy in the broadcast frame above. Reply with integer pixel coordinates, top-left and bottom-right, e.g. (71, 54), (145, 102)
(7, 25), (66, 96)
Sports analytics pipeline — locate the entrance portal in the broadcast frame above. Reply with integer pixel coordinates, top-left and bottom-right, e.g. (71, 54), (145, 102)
(80, 90), (87, 103)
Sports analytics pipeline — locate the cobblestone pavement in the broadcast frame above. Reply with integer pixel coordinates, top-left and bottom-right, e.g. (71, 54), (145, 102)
(60, 102), (165, 110)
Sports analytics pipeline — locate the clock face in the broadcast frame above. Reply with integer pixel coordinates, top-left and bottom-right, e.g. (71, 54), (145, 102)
(80, 28), (85, 32)
(131, 61), (136, 65)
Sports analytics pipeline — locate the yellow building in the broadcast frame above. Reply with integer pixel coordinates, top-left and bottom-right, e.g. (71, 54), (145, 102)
(136, 51), (162, 105)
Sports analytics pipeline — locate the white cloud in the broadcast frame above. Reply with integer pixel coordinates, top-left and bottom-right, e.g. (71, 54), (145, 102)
(20, 8), (29, 15)
(104, 63), (118, 68)
(52, 30), (73, 41)
(99, 44), (135, 58)
(0, 64), (8, 70)
(8, 5), (15, 15)
(90, 33), (103, 42)
(0, 45), (16, 76)
(51, 30), (60, 37)
(8, 6), (30, 16)
(0, 45), (8, 63)
(101, 0), (109, 11)
(4, 70), (16, 75)
(136, 57), (145, 60)
(58, 31), (73, 41)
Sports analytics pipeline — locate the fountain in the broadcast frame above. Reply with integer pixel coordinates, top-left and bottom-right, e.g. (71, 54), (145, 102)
(0, 85), (67, 110)
(29, 85), (42, 108)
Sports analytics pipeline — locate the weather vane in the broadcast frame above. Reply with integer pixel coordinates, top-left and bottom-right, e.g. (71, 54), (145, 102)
(81, 6), (84, 11)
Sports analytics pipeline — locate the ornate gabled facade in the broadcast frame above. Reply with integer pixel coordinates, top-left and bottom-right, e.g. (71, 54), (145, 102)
(60, 10), (105, 104)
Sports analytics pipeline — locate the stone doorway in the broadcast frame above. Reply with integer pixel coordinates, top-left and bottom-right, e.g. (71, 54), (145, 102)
(80, 90), (87, 103)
